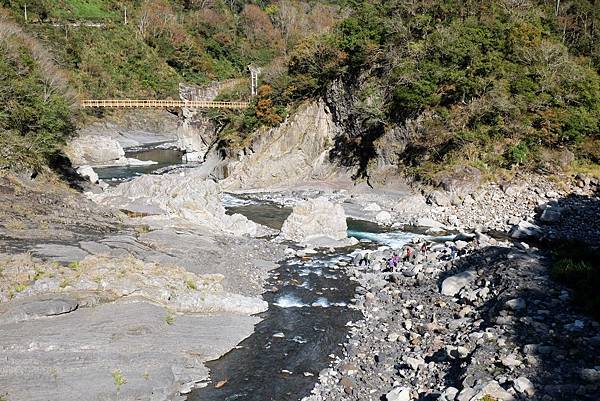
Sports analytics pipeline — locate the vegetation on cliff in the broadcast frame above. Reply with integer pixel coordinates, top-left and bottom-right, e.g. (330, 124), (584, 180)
(0, 0), (340, 98)
(0, 0), (339, 169)
(273, 0), (600, 179)
(0, 13), (76, 171)
(2, 0), (600, 177)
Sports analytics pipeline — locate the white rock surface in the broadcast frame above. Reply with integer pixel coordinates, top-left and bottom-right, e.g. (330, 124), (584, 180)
(376, 210), (393, 225)
(67, 135), (128, 166)
(440, 271), (477, 296)
(221, 100), (342, 190)
(510, 220), (542, 239)
(457, 381), (515, 401)
(513, 376), (535, 396)
(386, 386), (411, 401)
(90, 170), (260, 236)
(177, 110), (216, 161)
(416, 217), (446, 229)
(363, 202), (382, 212)
(279, 197), (348, 246)
(76, 165), (99, 184)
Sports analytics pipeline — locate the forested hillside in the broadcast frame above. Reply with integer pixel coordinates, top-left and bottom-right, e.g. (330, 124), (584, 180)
(1, 0), (340, 98)
(3, 0), (600, 178)
(263, 0), (600, 180)
(0, 0), (340, 170)
(0, 13), (76, 171)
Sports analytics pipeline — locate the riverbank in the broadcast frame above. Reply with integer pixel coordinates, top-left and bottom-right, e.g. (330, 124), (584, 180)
(285, 174), (600, 401)
(2, 162), (599, 401)
(0, 172), (284, 401)
(304, 235), (600, 401)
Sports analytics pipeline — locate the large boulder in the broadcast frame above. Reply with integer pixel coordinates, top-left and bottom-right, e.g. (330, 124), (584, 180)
(89, 169), (260, 236)
(540, 206), (563, 223)
(76, 165), (99, 184)
(66, 135), (127, 166)
(279, 197), (350, 246)
(510, 220), (542, 239)
(434, 166), (482, 196)
(441, 271), (477, 296)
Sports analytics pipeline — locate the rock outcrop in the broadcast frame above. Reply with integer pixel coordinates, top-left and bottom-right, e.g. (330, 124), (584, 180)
(222, 100), (343, 190)
(0, 301), (259, 401)
(0, 254), (267, 318)
(90, 169), (261, 236)
(176, 109), (217, 162)
(176, 83), (222, 161)
(77, 110), (179, 148)
(279, 197), (353, 247)
(67, 135), (128, 166)
(68, 110), (180, 166)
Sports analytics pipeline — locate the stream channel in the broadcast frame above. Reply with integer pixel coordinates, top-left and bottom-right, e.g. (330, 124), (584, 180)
(99, 145), (420, 401)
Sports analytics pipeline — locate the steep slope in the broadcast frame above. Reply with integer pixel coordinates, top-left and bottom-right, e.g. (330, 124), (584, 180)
(252, 0), (600, 182)
(0, 12), (76, 171)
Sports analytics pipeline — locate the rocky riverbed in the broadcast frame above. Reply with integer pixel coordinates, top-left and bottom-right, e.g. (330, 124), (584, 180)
(2, 147), (600, 401)
(0, 172), (283, 401)
(219, 172), (600, 401)
(303, 235), (600, 401)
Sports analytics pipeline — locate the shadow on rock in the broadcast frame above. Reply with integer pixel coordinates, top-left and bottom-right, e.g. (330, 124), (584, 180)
(436, 243), (600, 401)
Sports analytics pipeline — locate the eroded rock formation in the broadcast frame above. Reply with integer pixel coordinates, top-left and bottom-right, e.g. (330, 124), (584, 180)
(222, 100), (344, 190)
(90, 170), (261, 236)
(279, 197), (355, 247)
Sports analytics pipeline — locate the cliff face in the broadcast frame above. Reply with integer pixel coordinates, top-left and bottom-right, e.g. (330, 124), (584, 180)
(176, 109), (217, 162)
(176, 83), (223, 162)
(67, 110), (179, 166)
(323, 78), (409, 184)
(221, 100), (348, 190)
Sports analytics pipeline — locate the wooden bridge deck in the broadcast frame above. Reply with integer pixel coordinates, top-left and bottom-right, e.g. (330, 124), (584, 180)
(80, 99), (249, 109)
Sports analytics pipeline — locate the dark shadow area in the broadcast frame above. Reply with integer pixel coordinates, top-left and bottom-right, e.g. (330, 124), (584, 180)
(531, 184), (600, 320)
(323, 78), (386, 181)
(328, 122), (385, 181)
(435, 245), (599, 400)
(429, 182), (600, 400)
(47, 152), (88, 191)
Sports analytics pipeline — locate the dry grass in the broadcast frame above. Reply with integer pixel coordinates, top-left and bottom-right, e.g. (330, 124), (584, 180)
(4, 219), (26, 231)
(569, 160), (600, 179)
(0, 13), (77, 108)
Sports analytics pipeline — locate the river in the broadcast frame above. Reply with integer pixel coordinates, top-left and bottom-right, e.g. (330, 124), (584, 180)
(98, 145), (419, 401)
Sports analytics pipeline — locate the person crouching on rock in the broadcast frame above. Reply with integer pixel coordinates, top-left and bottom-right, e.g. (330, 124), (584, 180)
(386, 252), (399, 271)
(357, 252), (372, 267)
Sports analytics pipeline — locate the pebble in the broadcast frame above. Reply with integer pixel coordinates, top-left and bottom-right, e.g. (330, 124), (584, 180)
(385, 386), (411, 401)
(513, 376), (535, 396)
(302, 176), (600, 401)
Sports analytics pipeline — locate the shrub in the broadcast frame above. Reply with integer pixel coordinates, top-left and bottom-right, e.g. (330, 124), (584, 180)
(164, 314), (175, 325)
(0, 15), (76, 171)
(552, 244), (600, 320)
(506, 141), (531, 166)
(112, 369), (127, 393)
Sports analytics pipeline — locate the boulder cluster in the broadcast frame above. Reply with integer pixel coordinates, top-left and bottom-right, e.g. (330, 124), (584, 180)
(305, 237), (600, 401)
(304, 175), (600, 401)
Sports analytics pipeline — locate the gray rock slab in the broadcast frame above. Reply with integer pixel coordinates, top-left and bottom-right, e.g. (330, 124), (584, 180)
(0, 301), (260, 401)
(0, 296), (79, 324)
(33, 244), (89, 263)
(78, 241), (114, 256)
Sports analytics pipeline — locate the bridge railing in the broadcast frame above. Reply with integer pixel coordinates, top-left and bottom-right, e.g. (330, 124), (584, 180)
(80, 99), (250, 109)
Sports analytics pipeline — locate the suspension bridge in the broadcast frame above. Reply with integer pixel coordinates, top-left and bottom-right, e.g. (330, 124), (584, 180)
(80, 99), (250, 110)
